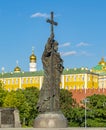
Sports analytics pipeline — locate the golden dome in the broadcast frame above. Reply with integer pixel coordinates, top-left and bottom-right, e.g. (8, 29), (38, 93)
(98, 57), (106, 66)
(14, 66), (21, 72)
(30, 53), (36, 62)
(29, 47), (37, 62)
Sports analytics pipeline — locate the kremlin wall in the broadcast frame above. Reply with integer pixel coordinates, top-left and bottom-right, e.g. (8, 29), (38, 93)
(0, 49), (106, 104)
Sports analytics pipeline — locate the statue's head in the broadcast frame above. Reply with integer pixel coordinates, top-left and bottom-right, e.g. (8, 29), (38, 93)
(53, 41), (58, 51)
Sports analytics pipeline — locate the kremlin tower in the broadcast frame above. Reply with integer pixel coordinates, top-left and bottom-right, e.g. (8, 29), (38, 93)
(29, 47), (37, 72)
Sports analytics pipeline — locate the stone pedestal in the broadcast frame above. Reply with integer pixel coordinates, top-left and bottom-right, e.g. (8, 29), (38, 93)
(0, 108), (21, 128)
(34, 111), (67, 128)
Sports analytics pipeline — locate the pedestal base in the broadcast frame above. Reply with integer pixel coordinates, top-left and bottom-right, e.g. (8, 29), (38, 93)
(33, 111), (67, 128)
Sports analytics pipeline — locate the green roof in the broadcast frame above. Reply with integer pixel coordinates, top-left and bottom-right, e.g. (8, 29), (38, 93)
(92, 64), (103, 71)
(0, 70), (44, 78)
(63, 68), (98, 75)
(0, 68), (98, 79)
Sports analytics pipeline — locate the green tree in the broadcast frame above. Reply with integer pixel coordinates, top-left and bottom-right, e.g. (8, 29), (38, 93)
(74, 94), (106, 127)
(3, 89), (31, 125)
(60, 89), (78, 126)
(69, 94), (106, 127)
(0, 81), (8, 106)
(23, 87), (39, 126)
(86, 94), (106, 127)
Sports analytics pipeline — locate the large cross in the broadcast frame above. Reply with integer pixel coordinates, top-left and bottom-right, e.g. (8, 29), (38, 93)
(46, 12), (58, 36)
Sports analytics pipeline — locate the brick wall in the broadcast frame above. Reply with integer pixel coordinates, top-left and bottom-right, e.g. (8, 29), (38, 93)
(70, 88), (106, 103)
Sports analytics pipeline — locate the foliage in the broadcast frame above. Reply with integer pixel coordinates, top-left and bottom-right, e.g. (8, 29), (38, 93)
(23, 87), (39, 126)
(60, 90), (106, 127)
(1, 86), (39, 127)
(86, 94), (106, 127)
(3, 89), (31, 125)
(1, 85), (106, 127)
(73, 94), (106, 127)
(0, 81), (8, 106)
(60, 89), (79, 126)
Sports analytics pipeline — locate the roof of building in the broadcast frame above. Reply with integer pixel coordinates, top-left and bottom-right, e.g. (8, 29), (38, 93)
(92, 58), (106, 75)
(30, 48), (36, 62)
(92, 64), (103, 71)
(14, 66), (21, 72)
(63, 68), (98, 75)
(0, 67), (99, 79)
(0, 70), (44, 78)
(30, 53), (36, 62)
(98, 57), (106, 66)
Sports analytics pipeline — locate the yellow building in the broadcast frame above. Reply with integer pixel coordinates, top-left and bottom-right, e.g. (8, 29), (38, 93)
(0, 50), (99, 91)
(0, 67), (99, 91)
(0, 49), (43, 91)
(92, 57), (106, 89)
(61, 68), (98, 91)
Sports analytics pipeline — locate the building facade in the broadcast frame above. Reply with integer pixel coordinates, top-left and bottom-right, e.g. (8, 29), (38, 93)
(61, 68), (98, 91)
(2, 53), (106, 104)
(92, 57), (106, 89)
(1, 54), (105, 104)
(0, 67), (99, 92)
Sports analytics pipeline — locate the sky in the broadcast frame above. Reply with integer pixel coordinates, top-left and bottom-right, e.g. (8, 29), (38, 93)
(0, 0), (106, 72)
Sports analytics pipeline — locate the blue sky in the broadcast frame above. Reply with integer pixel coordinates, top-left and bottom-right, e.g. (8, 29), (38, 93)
(0, 0), (106, 72)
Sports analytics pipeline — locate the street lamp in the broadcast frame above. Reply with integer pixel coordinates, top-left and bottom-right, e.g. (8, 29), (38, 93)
(83, 98), (89, 128)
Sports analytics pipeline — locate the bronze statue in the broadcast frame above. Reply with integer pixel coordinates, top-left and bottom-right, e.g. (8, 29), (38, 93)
(37, 12), (64, 113)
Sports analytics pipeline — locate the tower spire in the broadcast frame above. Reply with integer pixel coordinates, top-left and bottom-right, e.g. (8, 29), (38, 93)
(16, 60), (19, 66)
(29, 47), (37, 72)
(32, 46), (34, 54)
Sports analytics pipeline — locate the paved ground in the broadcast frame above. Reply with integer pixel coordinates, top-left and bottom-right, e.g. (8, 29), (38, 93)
(0, 128), (106, 130)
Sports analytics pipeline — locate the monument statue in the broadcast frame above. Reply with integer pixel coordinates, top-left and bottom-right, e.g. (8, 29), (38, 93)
(34, 12), (67, 128)
(37, 12), (64, 113)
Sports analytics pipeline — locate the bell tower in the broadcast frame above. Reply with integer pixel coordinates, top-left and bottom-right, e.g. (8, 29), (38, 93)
(29, 47), (37, 72)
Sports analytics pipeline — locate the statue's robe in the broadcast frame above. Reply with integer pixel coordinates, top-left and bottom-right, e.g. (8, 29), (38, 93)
(37, 36), (64, 113)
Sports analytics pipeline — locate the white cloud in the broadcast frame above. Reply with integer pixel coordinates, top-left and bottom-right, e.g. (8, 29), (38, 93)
(61, 51), (77, 56)
(30, 12), (49, 18)
(59, 42), (70, 48)
(76, 42), (90, 47)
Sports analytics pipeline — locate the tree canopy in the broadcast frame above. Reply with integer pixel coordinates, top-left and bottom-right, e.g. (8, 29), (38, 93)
(0, 85), (106, 127)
